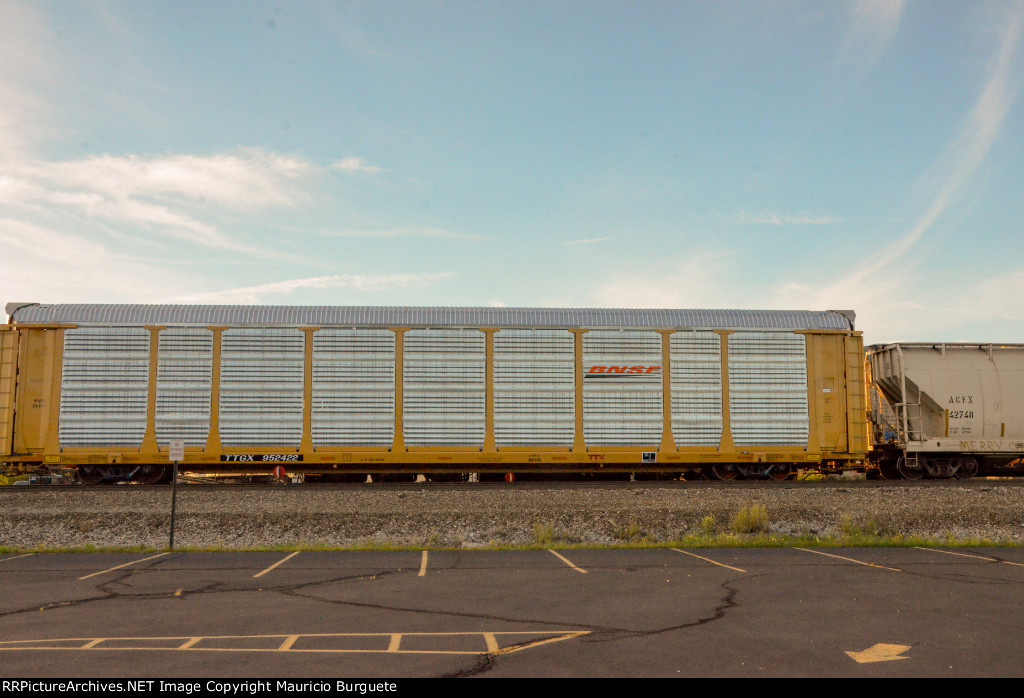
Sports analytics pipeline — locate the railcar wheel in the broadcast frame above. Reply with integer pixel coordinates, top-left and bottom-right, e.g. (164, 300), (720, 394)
(896, 457), (923, 480)
(78, 466), (104, 485)
(767, 464), (792, 481)
(954, 457), (979, 480)
(710, 464), (740, 481)
(137, 465), (167, 485)
(879, 460), (900, 480)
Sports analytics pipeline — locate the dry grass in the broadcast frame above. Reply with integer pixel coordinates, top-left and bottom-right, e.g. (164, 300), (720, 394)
(730, 504), (769, 534)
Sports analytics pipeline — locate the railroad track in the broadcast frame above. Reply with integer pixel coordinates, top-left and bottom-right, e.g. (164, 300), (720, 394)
(3, 478), (1023, 493)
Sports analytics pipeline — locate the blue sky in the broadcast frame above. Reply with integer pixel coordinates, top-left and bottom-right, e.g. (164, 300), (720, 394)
(1, 0), (1023, 345)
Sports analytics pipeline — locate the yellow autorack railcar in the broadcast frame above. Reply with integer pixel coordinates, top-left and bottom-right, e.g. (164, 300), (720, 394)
(1, 303), (867, 483)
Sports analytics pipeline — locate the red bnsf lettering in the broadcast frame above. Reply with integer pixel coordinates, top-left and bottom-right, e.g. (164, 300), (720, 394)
(586, 365), (661, 376)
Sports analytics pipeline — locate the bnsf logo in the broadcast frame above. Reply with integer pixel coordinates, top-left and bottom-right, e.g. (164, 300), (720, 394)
(586, 366), (661, 376)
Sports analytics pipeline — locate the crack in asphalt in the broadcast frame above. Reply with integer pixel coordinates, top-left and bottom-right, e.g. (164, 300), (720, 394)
(442, 651), (495, 678)
(434, 577), (745, 677)
(585, 576), (744, 643)
(0, 558), (749, 678)
(4, 551), (1024, 677)
(900, 569), (1024, 585)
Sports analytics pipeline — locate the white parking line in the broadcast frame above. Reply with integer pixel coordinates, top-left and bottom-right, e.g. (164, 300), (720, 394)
(670, 548), (746, 573)
(418, 550), (428, 577)
(253, 552), (300, 578)
(0, 554), (35, 563)
(794, 548), (901, 572)
(915, 547), (1024, 567)
(548, 550), (587, 574)
(78, 553), (170, 580)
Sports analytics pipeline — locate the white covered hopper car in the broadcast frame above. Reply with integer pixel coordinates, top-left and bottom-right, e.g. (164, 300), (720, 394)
(1, 304), (868, 483)
(867, 343), (1024, 479)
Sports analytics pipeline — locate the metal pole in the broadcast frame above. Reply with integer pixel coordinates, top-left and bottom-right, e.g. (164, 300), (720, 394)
(169, 461), (179, 550)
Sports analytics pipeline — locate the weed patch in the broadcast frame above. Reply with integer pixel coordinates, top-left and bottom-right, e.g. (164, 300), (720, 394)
(730, 504), (769, 534)
(700, 515), (716, 535)
(532, 523), (555, 547)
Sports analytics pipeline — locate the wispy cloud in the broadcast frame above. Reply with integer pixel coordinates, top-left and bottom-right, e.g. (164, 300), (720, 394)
(585, 249), (740, 309)
(312, 4), (392, 61)
(763, 5), (1024, 343)
(815, 7), (1024, 302)
(163, 272), (458, 304)
(0, 217), (192, 305)
(723, 211), (842, 226)
(0, 1), (52, 157)
(2, 148), (318, 257)
(326, 227), (484, 241)
(29, 149), (312, 209)
(840, 0), (906, 79)
(332, 156), (383, 175)
(562, 236), (612, 245)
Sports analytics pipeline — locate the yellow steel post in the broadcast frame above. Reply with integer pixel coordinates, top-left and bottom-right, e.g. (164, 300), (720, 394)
(804, 334), (821, 452)
(204, 327), (226, 454)
(0, 327), (17, 457)
(140, 327), (163, 454)
(299, 328), (317, 454)
(844, 334), (868, 456)
(715, 330), (735, 452)
(571, 329), (587, 454)
(43, 329), (65, 456)
(482, 329), (498, 453)
(391, 328), (407, 453)
(658, 330), (676, 452)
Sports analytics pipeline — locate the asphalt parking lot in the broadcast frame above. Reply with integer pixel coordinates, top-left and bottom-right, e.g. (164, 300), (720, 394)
(2, 547), (1023, 677)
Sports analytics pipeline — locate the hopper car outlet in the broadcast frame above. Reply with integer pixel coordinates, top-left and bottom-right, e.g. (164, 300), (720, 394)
(1, 304), (1020, 482)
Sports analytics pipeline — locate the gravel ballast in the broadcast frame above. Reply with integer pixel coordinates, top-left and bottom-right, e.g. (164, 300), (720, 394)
(2, 482), (1024, 550)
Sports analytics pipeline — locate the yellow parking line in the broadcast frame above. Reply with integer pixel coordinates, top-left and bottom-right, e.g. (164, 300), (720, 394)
(0, 554), (35, 563)
(795, 548), (901, 572)
(670, 548), (745, 573)
(915, 547), (1024, 567)
(419, 550), (428, 577)
(914, 547), (997, 562)
(78, 553), (169, 580)
(549, 550), (587, 574)
(253, 551), (299, 578)
(278, 635), (299, 651)
(0, 626), (593, 655)
(490, 631), (592, 657)
(0, 630), (592, 656)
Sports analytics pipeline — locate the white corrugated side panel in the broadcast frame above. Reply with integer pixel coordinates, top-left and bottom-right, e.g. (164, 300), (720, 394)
(219, 328), (304, 447)
(156, 328), (213, 448)
(494, 329), (575, 447)
(670, 331), (723, 446)
(59, 327), (150, 447)
(312, 329), (395, 446)
(583, 331), (663, 447)
(728, 332), (809, 446)
(403, 329), (485, 447)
